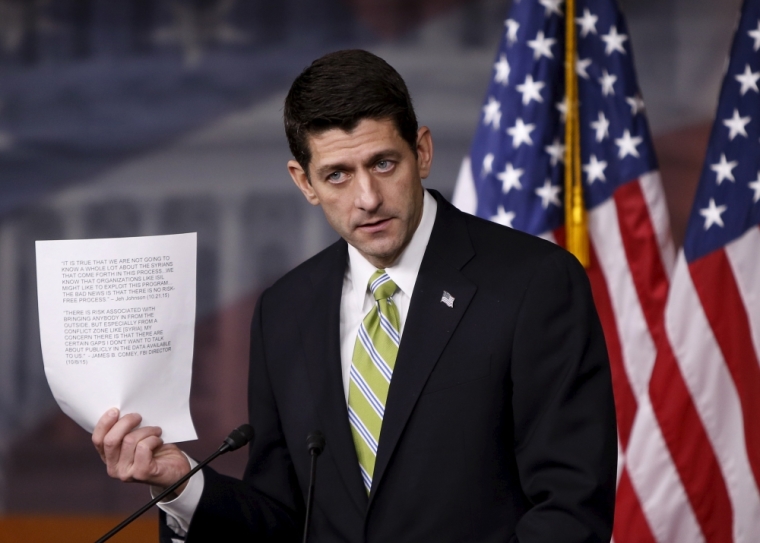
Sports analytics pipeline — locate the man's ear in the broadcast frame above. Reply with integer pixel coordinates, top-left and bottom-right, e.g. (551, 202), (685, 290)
(288, 160), (320, 206)
(415, 126), (434, 180)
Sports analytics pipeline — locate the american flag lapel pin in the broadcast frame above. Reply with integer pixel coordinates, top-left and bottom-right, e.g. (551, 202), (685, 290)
(440, 291), (455, 308)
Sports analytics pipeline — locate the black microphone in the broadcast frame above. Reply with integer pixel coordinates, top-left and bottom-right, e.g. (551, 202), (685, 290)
(95, 424), (254, 543)
(302, 431), (325, 543)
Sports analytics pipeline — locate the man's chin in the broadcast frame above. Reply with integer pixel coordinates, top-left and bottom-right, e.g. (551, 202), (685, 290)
(353, 241), (403, 268)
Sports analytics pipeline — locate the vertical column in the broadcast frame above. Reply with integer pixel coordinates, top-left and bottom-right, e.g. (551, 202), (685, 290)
(0, 222), (19, 412)
(217, 193), (244, 307)
(60, 203), (88, 240)
(0, 221), (19, 513)
(212, 192), (250, 434)
(301, 204), (331, 262)
(138, 199), (162, 237)
(673, 0), (740, 121)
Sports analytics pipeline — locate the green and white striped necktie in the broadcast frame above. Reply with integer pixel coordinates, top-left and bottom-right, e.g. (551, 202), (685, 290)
(348, 269), (401, 493)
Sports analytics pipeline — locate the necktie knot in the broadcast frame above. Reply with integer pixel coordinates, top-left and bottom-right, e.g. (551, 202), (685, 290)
(369, 270), (398, 301)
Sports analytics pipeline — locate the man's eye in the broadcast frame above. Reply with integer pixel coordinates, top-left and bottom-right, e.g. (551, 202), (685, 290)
(376, 160), (394, 172)
(327, 171), (344, 183)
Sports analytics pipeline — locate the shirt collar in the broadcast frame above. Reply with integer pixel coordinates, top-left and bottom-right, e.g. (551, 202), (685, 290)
(347, 189), (437, 304)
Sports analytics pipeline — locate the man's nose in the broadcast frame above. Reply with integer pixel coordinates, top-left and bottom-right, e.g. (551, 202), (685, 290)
(354, 172), (382, 212)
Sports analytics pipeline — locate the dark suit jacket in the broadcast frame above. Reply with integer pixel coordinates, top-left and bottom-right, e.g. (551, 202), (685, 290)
(182, 190), (617, 542)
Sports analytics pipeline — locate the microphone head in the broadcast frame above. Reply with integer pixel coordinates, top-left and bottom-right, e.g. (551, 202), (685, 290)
(223, 424), (255, 452)
(306, 431), (325, 456)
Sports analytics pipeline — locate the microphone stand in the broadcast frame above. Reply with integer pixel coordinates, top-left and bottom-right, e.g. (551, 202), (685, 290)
(95, 424), (254, 543)
(302, 431), (325, 543)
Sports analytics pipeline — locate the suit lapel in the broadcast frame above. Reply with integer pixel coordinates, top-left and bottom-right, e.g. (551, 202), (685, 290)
(297, 241), (368, 514)
(369, 194), (477, 503)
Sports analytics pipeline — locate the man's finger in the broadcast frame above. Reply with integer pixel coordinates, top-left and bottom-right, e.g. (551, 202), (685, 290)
(101, 413), (143, 467)
(92, 408), (120, 461)
(116, 425), (163, 475)
(131, 435), (164, 480)
(119, 426), (161, 465)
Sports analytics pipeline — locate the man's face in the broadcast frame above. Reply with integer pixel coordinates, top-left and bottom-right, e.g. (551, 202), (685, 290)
(288, 118), (433, 269)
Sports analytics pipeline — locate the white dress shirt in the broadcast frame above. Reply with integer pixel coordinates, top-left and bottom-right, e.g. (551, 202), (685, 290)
(158, 190), (438, 536)
(339, 190), (437, 398)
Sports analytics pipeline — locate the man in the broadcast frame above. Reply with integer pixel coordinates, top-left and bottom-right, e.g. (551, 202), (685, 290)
(93, 49), (617, 542)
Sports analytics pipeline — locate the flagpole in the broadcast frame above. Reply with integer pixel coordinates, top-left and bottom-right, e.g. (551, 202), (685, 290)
(564, 0), (589, 266)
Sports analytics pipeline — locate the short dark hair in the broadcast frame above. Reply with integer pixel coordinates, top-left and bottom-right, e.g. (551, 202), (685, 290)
(284, 49), (419, 173)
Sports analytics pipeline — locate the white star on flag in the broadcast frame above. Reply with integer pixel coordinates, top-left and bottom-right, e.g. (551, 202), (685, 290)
(710, 153), (739, 185)
(554, 96), (567, 123)
(599, 69), (618, 96)
(535, 179), (562, 208)
(723, 108), (751, 140)
(576, 58), (592, 79)
(576, 8), (598, 38)
(750, 172), (760, 203)
(615, 129), (644, 159)
(497, 163), (524, 193)
(505, 19), (520, 45)
(699, 198), (727, 230)
(539, 0), (564, 17)
(583, 154), (608, 183)
(749, 20), (760, 51)
(482, 97), (502, 129)
(507, 118), (536, 148)
(601, 26), (628, 55)
(527, 31), (556, 60)
(591, 111), (610, 142)
(494, 54), (510, 85)
(735, 64), (760, 95)
(482, 153), (495, 175)
(626, 94), (646, 115)
(516, 74), (545, 105)
(556, 96), (568, 122)
(544, 138), (565, 166)
(491, 206), (516, 227)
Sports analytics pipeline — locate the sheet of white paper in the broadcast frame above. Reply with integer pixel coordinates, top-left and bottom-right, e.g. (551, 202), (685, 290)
(36, 233), (197, 443)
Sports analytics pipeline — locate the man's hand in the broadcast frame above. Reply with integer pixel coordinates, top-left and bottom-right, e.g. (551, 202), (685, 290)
(92, 409), (191, 494)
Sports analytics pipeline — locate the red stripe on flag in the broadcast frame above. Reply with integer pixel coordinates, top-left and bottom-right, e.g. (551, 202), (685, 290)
(649, 337), (733, 542)
(554, 224), (566, 248)
(613, 469), (657, 543)
(575, 232), (651, 543)
(690, 249), (760, 490)
(613, 180), (670, 346)
(585, 237), (637, 449)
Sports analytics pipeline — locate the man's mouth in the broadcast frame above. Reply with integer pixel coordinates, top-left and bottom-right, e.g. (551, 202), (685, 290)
(357, 218), (392, 233)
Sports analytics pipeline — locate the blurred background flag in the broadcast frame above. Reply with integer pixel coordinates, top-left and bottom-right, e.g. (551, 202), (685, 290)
(452, 0), (675, 540)
(622, 0), (760, 541)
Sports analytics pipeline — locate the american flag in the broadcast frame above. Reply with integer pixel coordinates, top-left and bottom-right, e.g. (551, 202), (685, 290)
(452, 0), (676, 540)
(621, 0), (760, 541)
